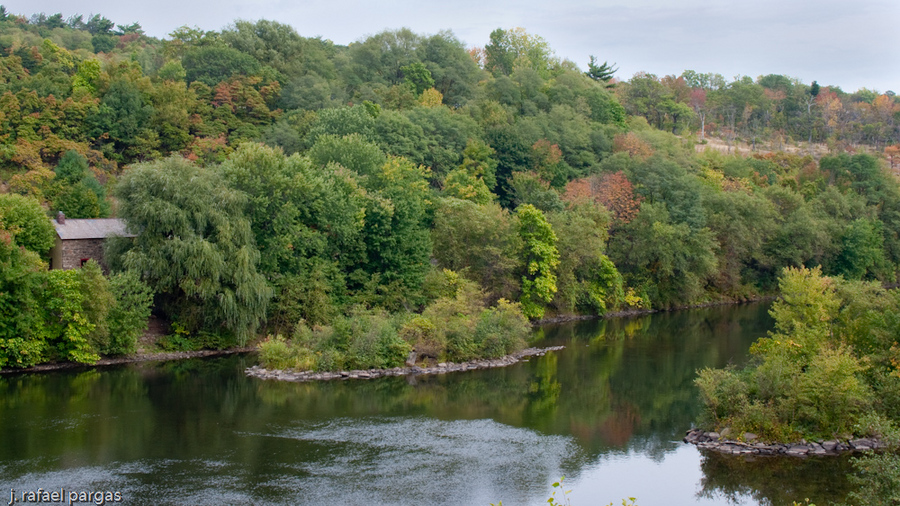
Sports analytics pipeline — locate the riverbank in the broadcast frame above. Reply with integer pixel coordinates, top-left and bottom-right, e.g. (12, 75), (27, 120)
(534, 295), (776, 325)
(683, 428), (884, 457)
(0, 348), (255, 374)
(2, 297), (770, 374)
(246, 345), (566, 382)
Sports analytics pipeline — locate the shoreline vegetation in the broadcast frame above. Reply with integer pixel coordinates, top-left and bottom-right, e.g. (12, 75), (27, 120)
(0, 295), (762, 376)
(246, 345), (565, 382)
(695, 267), (900, 443)
(693, 267), (900, 503)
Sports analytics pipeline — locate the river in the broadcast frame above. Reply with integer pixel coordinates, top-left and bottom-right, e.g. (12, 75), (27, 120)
(0, 303), (854, 505)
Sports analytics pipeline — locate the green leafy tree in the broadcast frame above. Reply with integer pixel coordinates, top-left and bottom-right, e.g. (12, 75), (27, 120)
(354, 156), (433, 308)
(75, 260), (114, 355)
(52, 151), (110, 218)
(508, 171), (565, 213)
(308, 133), (386, 176)
(182, 45), (262, 87)
(484, 28), (558, 78)
(0, 229), (49, 368)
(42, 269), (100, 364)
(548, 201), (623, 315)
(516, 204), (559, 319)
(458, 138), (498, 190)
(609, 202), (718, 308)
(305, 105), (375, 146)
(110, 156), (271, 344)
(88, 79), (157, 162)
(0, 193), (56, 256)
(432, 198), (521, 302)
(219, 143), (367, 324)
(401, 61), (435, 95)
(106, 270), (154, 355)
(442, 169), (492, 204)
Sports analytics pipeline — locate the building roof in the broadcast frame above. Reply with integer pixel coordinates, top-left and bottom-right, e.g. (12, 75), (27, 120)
(53, 218), (135, 240)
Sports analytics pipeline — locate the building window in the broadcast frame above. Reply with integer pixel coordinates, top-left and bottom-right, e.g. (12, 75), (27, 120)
(80, 258), (90, 267)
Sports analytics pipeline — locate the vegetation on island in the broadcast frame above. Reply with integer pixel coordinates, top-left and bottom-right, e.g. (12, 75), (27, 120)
(0, 7), (899, 384)
(695, 265), (900, 505)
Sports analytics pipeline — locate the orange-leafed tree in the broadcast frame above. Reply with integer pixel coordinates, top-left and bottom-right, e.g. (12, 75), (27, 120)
(612, 132), (653, 160)
(886, 145), (900, 173)
(564, 171), (642, 224)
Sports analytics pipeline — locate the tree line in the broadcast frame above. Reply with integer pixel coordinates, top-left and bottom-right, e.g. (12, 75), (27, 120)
(1, 10), (900, 371)
(619, 71), (898, 151)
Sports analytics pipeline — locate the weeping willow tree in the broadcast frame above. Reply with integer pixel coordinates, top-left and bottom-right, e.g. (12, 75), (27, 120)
(109, 156), (271, 345)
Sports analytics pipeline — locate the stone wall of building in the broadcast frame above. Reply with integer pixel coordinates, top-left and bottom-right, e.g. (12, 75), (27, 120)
(60, 238), (107, 271)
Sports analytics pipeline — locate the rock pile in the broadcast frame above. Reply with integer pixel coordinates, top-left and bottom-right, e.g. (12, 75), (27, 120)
(683, 428), (884, 456)
(246, 346), (566, 382)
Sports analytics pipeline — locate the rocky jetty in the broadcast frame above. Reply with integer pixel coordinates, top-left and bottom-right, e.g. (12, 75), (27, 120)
(684, 428), (884, 456)
(245, 346), (566, 382)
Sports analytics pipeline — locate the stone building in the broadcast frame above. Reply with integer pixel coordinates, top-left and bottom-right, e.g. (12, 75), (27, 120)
(49, 213), (133, 271)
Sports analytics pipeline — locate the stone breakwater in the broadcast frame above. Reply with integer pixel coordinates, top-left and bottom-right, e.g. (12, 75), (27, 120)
(684, 428), (884, 456)
(245, 346), (566, 382)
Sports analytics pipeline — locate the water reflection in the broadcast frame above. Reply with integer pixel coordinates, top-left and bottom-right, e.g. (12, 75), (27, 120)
(0, 303), (852, 505)
(697, 450), (854, 505)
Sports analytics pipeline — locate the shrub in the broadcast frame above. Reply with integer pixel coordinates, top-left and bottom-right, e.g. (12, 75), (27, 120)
(106, 270), (154, 355)
(258, 335), (316, 371)
(695, 366), (749, 427)
(792, 345), (871, 436)
(76, 260), (113, 354)
(399, 315), (442, 360)
(43, 269), (100, 364)
(473, 299), (530, 358)
(334, 310), (410, 370)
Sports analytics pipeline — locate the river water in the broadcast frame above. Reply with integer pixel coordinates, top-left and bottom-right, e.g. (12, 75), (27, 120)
(0, 303), (854, 505)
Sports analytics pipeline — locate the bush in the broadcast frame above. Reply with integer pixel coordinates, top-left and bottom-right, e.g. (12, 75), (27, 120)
(849, 452), (900, 506)
(792, 345), (871, 436)
(399, 315), (442, 360)
(695, 267), (882, 441)
(695, 366), (749, 427)
(106, 270), (154, 355)
(76, 261), (113, 354)
(258, 310), (411, 372)
(258, 335), (316, 371)
(257, 290), (531, 371)
(334, 310), (410, 370)
(422, 293), (479, 362)
(473, 299), (530, 358)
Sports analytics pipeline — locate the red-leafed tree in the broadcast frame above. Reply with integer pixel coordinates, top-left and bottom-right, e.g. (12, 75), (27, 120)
(612, 132), (653, 159)
(690, 88), (708, 140)
(564, 171), (642, 224)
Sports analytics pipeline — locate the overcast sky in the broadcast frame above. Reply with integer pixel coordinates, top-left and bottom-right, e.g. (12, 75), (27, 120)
(6, 0), (899, 93)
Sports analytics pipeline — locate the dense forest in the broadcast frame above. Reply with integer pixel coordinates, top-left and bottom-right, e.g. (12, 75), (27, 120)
(0, 7), (899, 374)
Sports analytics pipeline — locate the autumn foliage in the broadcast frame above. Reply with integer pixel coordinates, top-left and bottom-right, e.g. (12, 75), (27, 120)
(612, 132), (653, 159)
(564, 171), (642, 224)
(886, 145), (900, 173)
